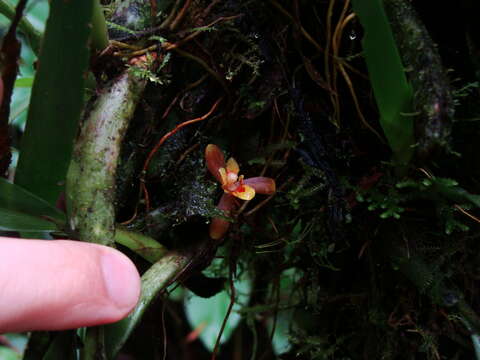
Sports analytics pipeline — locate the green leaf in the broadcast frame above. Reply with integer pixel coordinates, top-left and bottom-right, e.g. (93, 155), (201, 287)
(0, 178), (65, 221)
(42, 331), (77, 360)
(24, 0), (49, 33)
(3, 333), (28, 355)
(0, 347), (21, 360)
(14, 77), (33, 87)
(10, 35), (37, 126)
(434, 179), (480, 208)
(23, 332), (52, 360)
(0, 208), (57, 231)
(184, 271), (252, 352)
(351, 0), (414, 165)
(0, 166), (63, 232)
(14, 0), (93, 204)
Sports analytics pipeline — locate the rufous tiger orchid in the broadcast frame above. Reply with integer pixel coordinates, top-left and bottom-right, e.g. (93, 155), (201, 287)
(205, 144), (276, 240)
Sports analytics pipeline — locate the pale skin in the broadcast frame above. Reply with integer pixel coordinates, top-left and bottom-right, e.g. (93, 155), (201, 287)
(0, 237), (141, 333)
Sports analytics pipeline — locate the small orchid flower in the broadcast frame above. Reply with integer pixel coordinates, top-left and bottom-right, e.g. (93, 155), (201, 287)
(205, 144), (276, 240)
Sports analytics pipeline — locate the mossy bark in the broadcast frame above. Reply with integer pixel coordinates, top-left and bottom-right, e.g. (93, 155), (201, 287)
(66, 69), (146, 245)
(383, 0), (454, 161)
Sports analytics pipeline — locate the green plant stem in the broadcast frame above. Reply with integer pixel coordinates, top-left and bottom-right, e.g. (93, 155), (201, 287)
(105, 249), (196, 358)
(0, 0), (42, 54)
(81, 327), (106, 360)
(91, 0), (109, 51)
(66, 69), (147, 246)
(114, 227), (168, 263)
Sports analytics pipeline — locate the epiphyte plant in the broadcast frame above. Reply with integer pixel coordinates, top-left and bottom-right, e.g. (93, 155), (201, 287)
(205, 144), (276, 240)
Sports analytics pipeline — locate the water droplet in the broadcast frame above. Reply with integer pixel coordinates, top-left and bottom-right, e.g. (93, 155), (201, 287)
(349, 30), (357, 40)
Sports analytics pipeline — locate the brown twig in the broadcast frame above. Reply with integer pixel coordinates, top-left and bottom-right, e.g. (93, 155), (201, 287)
(165, 15), (242, 51)
(175, 143), (200, 166)
(268, 0), (324, 53)
(328, 0), (351, 125)
(170, 0), (192, 31)
(141, 97), (223, 210)
(172, 47), (230, 96)
(211, 263), (236, 360)
(114, 44), (158, 57)
(160, 0), (182, 29)
(201, 0), (222, 20)
(454, 205), (480, 224)
(243, 179), (291, 217)
(337, 60), (384, 141)
(150, 0), (157, 18)
(162, 74), (208, 120)
(110, 40), (142, 51)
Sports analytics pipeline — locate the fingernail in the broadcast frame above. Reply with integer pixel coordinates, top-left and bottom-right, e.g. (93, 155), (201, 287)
(101, 250), (141, 311)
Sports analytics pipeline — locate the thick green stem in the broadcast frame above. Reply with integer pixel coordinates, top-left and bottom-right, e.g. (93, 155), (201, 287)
(105, 249), (195, 358)
(66, 69), (147, 246)
(66, 63), (153, 359)
(0, 0), (42, 54)
(91, 0), (109, 51)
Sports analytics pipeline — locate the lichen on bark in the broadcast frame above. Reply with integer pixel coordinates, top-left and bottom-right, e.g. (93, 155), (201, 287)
(66, 68), (147, 245)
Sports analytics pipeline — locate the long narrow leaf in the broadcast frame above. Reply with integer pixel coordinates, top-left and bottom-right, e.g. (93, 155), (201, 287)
(41, 331), (77, 360)
(14, 0), (93, 204)
(351, 0), (414, 165)
(0, 177), (64, 221)
(0, 208), (57, 231)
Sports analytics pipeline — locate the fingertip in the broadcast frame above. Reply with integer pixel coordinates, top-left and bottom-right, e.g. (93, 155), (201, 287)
(100, 247), (141, 319)
(0, 238), (141, 332)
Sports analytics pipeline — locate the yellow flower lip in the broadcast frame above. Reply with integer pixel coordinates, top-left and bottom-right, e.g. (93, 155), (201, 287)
(220, 166), (256, 200)
(216, 156), (256, 200)
(232, 184), (255, 200)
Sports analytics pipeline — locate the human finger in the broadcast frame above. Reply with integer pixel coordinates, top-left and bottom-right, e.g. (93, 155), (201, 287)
(0, 237), (140, 333)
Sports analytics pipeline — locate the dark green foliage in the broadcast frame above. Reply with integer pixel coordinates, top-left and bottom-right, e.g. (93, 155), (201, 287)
(14, 0), (94, 204)
(4, 0), (480, 359)
(95, 0), (480, 357)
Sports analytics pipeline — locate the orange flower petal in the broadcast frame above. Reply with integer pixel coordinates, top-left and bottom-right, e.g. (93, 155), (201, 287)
(243, 177), (276, 194)
(226, 157), (239, 174)
(232, 184), (255, 200)
(218, 167), (228, 185)
(205, 144), (226, 183)
(209, 194), (237, 240)
(209, 217), (231, 240)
